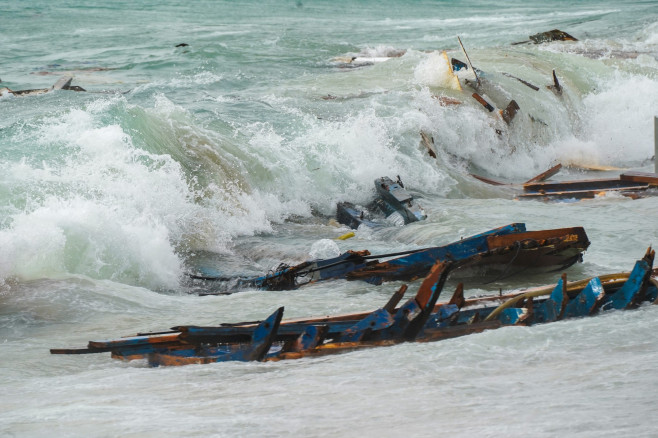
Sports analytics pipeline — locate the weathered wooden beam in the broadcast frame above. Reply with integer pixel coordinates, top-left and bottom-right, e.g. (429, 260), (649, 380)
(524, 177), (648, 192)
(420, 131), (437, 158)
(470, 173), (506, 185)
(524, 163), (562, 184)
(472, 93), (494, 112)
(620, 171), (658, 185)
(502, 73), (540, 91)
(501, 100), (520, 124)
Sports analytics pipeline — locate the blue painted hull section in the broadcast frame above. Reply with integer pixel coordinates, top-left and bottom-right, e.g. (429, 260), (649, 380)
(534, 277), (566, 323)
(52, 249), (655, 366)
(602, 259), (652, 310)
(564, 278), (604, 318)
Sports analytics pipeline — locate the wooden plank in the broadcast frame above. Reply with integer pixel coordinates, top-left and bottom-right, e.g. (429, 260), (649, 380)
(524, 178), (647, 192)
(524, 163), (562, 184)
(502, 73), (540, 91)
(486, 227), (588, 249)
(518, 186), (650, 199)
(472, 93), (494, 112)
(501, 100), (520, 125)
(564, 278), (605, 317)
(470, 173), (506, 185)
(620, 172), (658, 185)
(420, 131), (437, 158)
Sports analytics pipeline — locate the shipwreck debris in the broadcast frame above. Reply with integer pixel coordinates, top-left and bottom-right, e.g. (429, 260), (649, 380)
(470, 166), (658, 201)
(520, 171), (658, 201)
(189, 223), (590, 293)
(420, 131), (437, 158)
(512, 29), (579, 45)
(502, 73), (540, 91)
(548, 69), (562, 95)
(457, 36), (480, 87)
(51, 248), (656, 366)
(336, 176), (427, 229)
(0, 76), (86, 97)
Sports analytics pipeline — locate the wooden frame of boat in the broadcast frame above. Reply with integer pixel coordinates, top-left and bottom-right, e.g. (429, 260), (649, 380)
(189, 223), (590, 293)
(51, 248), (656, 366)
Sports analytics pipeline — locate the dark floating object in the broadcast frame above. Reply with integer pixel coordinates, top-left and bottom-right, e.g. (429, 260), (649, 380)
(548, 69), (563, 95)
(189, 223), (590, 293)
(451, 58), (468, 71)
(501, 100), (520, 125)
(530, 29), (578, 44)
(502, 72), (540, 91)
(336, 176), (426, 229)
(1, 76), (86, 96)
(175, 43), (189, 47)
(51, 248), (657, 366)
(512, 29), (578, 45)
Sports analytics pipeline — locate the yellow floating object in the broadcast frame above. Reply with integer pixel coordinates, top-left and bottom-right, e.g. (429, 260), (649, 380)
(441, 50), (462, 91)
(337, 231), (355, 240)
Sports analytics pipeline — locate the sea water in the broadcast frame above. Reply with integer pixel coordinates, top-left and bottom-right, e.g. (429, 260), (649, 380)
(1, 1), (658, 436)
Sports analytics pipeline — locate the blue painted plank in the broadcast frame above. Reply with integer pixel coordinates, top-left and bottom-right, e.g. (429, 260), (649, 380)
(148, 307), (284, 366)
(602, 258), (652, 310)
(338, 308), (395, 342)
(564, 278), (604, 318)
(533, 275), (567, 323)
(498, 308), (528, 325)
(346, 223), (526, 284)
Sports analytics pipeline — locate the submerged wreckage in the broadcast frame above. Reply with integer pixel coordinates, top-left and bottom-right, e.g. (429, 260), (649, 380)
(336, 176), (426, 228)
(51, 248), (657, 366)
(190, 223), (590, 293)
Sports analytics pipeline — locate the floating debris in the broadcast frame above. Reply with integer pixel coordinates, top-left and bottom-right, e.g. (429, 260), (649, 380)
(0, 76), (86, 97)
(51, 249), (656, 366)
(512, 29), (579, 45)
(336, 176), (426, 229)
(188, 223), (590, 292)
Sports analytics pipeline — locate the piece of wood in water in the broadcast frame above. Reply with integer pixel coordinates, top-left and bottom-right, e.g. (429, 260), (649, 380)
(501, 100), (520, 124)
(420, 131), (437, 158)
(524, 163), (562, 184)
(472, 93), (494, 112)
(502, 73), (540, 91)
(548, 69), (562, 95)
(470, 173), (506, 185)
(619, 172), (658, 185)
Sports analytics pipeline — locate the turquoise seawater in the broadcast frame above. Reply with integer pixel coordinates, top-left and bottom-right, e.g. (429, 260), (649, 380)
(1, 1), (658, 437)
